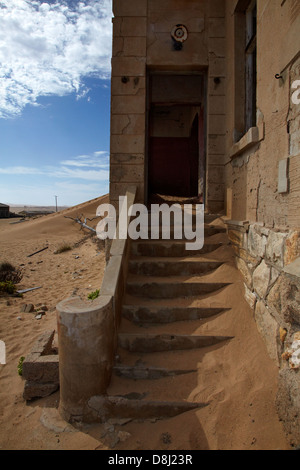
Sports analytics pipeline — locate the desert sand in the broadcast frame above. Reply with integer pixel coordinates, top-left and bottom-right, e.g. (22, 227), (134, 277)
(0, 195), (292, 450)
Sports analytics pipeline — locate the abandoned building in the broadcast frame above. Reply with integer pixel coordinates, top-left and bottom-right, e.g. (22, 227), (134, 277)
(52, 0), (300, 447)
(0, 203), (9, 218)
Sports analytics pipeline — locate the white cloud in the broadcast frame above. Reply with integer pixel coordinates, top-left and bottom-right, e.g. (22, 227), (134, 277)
(0, 150), (110, 180)
(49, 166), (109, 181)
(0, 0), (112, 118)
(60, 150), (109, 168)
(0, 166), (43, 175)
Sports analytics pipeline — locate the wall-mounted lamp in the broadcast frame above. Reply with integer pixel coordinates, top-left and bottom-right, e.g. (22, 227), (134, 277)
(171, 24), (188, 51)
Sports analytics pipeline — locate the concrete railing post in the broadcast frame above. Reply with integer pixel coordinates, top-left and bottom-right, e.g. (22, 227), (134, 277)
(56, 296), (114, 423)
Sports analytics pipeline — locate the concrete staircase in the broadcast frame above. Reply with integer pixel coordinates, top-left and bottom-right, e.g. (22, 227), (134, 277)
(106, 212), (234, 421)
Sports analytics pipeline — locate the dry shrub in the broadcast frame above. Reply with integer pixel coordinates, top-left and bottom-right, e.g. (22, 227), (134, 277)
(55, 243), (72, 254)
(0, 262), (23, 284)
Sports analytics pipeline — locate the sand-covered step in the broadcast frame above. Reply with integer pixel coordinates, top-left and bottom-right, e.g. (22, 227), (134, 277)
(88, 395), (208, 421)
(144, 224), (226, 239)
(145, 210), (222, 224)
(118, 333), (233, 353)
(126, 277), (230, 299)
(113, 364), (197, 380)
(131, 240), (222, 257)
(122, 305), (229, 324)
(111, 344), (229, 379)
(128, 258), (223, 276)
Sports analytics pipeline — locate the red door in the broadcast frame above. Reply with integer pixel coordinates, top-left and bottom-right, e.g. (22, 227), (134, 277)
(148, 111), (203, 198)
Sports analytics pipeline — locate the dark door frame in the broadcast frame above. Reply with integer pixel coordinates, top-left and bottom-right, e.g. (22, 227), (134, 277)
(145, 70), (207, 206)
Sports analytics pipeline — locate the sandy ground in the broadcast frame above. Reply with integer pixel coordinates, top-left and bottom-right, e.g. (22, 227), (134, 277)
(0, 196), (108, 450)
(0, 196), (292, 451)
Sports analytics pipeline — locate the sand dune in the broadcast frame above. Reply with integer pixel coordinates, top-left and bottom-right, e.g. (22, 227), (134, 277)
(0, 195), (108, 237)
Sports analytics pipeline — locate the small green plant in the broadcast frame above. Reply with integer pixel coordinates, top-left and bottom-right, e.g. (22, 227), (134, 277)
(55, 243), (72, 254)
(88, 289), (100, 300)
(17, 356), (25, 376)
(0, 280), (16, 295)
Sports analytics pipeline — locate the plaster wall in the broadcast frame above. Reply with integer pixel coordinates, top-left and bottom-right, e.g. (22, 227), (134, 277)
(224, 0), (300, 228)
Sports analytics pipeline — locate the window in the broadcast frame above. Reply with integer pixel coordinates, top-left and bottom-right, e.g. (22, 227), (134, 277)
(245, 1), (257, 131)
(234, 0), (257, 141)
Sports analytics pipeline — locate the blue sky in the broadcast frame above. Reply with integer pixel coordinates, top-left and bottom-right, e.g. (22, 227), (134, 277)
(0, 0), (113, 207)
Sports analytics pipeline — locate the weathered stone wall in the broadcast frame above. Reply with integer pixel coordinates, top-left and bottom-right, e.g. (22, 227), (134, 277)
(206, 0), (226, 213)
(227, 221), (300, 356)
(110, 0), (147, 209)
(223, 0), (300, 445)
(227, 219), (300, 445)
(111, 0), (226, 212)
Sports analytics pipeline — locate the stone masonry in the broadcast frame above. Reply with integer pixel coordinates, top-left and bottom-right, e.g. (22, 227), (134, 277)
(226, 220), (300, 446)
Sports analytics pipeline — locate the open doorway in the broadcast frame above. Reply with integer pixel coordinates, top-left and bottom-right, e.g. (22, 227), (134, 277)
(146, 73), (206, 205)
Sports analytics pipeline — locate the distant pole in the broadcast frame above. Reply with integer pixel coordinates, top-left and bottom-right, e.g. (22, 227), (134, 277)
(55, 196), (58, 212)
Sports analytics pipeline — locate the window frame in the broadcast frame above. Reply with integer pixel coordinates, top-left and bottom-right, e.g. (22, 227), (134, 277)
(234, 0), (257, 142)
(245, 0), (257, 132)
